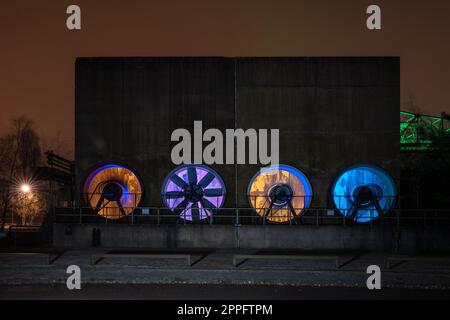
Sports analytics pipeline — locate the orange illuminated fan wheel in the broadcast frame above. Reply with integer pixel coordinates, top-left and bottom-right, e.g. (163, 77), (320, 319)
(247, 165), (313, 223)
(82, 164), (143, 220)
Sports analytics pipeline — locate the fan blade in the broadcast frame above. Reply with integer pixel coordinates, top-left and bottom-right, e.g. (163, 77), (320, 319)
(203, 188), (223, 197)
(198, 172), (215, 188)
(191, 202), (200, 221)
(116, 200), (126, 217)
(170, 174), (188, 189)
(287, 201), (297, 218)
(94, 195), (106, 211)
(348, 199), (359, 219)
(187, 167), (197, 184)
(203, 208), (213, 218)
(174, 198), (189, 215)
(201, 197), (217, 209)
(373, 200), (384, 218)
(165, 191), (185, 199)
(373, 199), (384, 216)
(264, 200), (275, 218)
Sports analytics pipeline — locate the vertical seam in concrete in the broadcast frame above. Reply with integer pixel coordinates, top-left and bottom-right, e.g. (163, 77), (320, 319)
(234, 58), (240, 249)
(234, 58), (238, 209)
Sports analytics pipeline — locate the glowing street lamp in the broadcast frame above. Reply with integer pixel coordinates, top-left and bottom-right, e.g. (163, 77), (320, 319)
(20, 184), (31, 193)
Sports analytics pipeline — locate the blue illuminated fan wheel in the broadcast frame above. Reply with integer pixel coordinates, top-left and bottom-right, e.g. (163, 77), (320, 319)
(331, 165), (398, 223)
(161, 164), (226, 221)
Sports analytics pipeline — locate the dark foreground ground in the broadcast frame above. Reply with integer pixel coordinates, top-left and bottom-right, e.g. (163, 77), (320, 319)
(2, 284), (450, 300)
(2, 248), (450, 301)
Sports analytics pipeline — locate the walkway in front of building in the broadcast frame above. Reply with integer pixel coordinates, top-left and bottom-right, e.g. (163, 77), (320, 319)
(1, 248), (450, 291)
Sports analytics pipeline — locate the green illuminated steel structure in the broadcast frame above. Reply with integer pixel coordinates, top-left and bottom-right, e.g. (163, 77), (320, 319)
(400, 111), (450, 152)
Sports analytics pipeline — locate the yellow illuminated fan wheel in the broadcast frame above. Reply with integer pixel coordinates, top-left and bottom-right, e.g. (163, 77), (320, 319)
(82, 164), (143, 220)
(247, 165), (313, 223)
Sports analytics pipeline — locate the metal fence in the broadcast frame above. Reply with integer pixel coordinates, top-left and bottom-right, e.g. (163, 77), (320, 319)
(54, 206), (450, 227)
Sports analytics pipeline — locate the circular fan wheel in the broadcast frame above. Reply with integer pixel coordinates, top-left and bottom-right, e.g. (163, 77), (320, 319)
(161, 164), (226, 221)
(82, 164), (143, 220)
(247, 165), (313, 223)
(331, 164), (397, 223)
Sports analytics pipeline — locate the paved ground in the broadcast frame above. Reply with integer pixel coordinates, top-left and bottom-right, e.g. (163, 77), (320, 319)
(1, 248), (450, 299)
(2, 284), (450, 300)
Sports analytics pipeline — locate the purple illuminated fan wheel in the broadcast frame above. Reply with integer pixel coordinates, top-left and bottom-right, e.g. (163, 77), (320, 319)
(161, 164), (226, 221)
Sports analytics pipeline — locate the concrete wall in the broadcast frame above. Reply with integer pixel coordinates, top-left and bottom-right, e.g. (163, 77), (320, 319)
(75, 57), (400, 209)
(236, 57), (400, 207)
(75, 57), (236, 206)
(54, 223), (450, 253)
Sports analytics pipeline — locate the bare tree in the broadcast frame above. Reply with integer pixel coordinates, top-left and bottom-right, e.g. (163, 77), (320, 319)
(0, 116), (42, 230)
(11, 191), (47, 226)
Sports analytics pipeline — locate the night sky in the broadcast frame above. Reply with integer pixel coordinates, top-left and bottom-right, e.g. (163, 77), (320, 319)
(1, 0), (450, 157)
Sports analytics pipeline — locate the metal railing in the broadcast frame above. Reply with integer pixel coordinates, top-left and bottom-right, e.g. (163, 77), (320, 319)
(54, 206), (450, 227)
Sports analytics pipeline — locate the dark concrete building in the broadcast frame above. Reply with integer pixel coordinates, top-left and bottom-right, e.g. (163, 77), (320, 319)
(57, 57), (417, 250)
(75, 57), (400, 209)
(52, 56), (449, 252)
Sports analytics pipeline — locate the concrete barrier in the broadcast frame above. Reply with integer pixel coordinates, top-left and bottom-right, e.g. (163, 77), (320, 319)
(53, 223), (450, 252)
(91, 253), (193, 266)
(233, 254), (342, 268)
